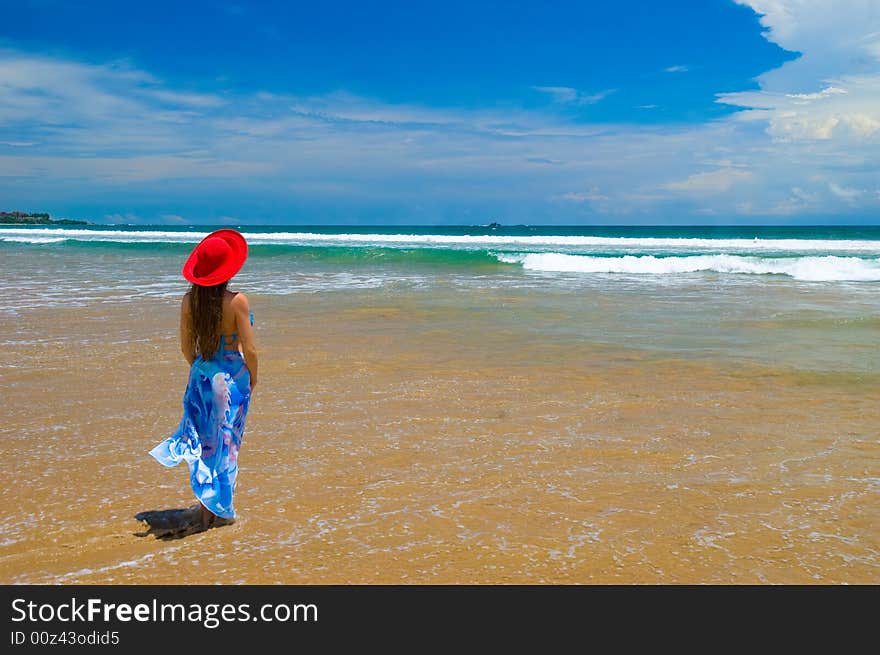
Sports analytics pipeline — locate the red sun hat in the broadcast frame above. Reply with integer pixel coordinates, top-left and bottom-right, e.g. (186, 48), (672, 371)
(182, 229), (248, 286)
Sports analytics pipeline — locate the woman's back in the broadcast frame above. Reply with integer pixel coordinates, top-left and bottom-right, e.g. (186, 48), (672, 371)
(217, 290), (248, 353)
(182, 287), (256, 365)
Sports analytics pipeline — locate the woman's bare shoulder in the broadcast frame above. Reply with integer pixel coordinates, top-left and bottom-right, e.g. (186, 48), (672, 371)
(230, 290), (250, 308)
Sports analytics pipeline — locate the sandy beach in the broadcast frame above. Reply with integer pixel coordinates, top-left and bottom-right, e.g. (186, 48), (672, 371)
(2, 284), (878, 584)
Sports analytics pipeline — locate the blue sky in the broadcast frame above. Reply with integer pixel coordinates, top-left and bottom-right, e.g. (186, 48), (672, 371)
(1, 0), (878, 224)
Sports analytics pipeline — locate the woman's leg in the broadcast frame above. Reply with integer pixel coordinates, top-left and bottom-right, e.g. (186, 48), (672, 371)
(199, 502), (215, 529)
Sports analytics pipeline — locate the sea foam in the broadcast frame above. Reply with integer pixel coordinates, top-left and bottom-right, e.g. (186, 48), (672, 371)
(3, 228), (880, 253)
(498, 253), (880, 281)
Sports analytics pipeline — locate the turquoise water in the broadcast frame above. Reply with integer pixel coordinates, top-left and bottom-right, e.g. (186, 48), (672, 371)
(2, 224), (879, 374)
(3, 224), (880, 280)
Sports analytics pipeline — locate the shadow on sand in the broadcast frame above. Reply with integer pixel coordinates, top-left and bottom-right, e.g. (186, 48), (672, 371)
(134, 506), (234, 540)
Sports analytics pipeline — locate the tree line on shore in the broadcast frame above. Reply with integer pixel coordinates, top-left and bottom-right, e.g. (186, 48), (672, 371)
(0, 211), (88, 225)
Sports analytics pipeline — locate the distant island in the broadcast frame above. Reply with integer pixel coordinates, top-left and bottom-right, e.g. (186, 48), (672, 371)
(0, 211), (89, 225)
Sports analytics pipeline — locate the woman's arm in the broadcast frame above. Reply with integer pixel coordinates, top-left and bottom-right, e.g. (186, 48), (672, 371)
(232, 292), (258, 389)
(180, 292), (195, 366)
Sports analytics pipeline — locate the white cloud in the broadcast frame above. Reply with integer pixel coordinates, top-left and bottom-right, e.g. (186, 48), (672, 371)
(734, 1), (880, 62)
(0, 154), (274, 182)
(533, 86), (615, 105)
(786, 86), (847, 103)
(556, 188), (609, 203)
(533, 86), (579, 103)
(737, 185), (819, 215)
(665, 168), (754, 194)
(828, 182), (863, 202)
(723, 2), (880, 144)
(0, 50), (225, 158)
(720, 77), (880, 141)
(664, 65), (689, 73)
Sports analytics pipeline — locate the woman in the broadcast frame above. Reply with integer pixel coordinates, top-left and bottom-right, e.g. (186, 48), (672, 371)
(150, 228), (259, 531)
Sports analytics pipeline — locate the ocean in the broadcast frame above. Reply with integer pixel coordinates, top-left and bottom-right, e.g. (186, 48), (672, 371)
(2, 223), (879, 373)
(2, 223), (878, 583)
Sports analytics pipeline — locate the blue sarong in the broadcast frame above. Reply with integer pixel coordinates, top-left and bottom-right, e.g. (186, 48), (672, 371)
(150, 322), (253, 519)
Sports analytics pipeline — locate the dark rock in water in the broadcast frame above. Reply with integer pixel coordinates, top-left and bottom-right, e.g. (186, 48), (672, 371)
(488, 222), (502, 228)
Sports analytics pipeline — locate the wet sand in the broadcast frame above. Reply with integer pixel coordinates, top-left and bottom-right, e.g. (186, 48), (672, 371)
(1, 292), (878, 584)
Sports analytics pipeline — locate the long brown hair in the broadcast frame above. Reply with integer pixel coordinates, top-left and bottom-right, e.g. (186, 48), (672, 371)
(188, 281), (227, 359)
